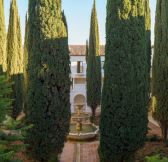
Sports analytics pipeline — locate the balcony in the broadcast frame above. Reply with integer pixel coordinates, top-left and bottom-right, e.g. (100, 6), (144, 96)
(75, 72), (85, 77)
(72, 84), (86, 93)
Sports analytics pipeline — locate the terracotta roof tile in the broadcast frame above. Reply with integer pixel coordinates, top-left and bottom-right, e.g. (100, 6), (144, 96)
(69, 45), (105, 56)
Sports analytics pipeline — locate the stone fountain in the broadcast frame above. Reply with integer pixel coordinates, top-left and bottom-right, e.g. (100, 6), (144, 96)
(68, 104), (99, 141)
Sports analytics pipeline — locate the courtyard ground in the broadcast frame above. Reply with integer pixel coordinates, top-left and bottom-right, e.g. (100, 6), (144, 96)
(17, 120), (166, 162)
(60, 122), (163, 162)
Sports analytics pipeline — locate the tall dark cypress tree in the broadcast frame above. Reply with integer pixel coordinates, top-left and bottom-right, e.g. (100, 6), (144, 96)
(0, 0), (6, 72)
(86, 0), (101, 121)
(7, 0), (23, 119)
(23, 13), (28, 113)
(62, 10), (68, 34)
(100, 1), (148, 161)
(145, 0), (151, 95)
(152, 0), (168, 142)
(26, 0), (70, 161)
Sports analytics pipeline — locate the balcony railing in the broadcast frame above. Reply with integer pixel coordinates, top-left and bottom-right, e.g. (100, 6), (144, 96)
(72, 84), (86, 92)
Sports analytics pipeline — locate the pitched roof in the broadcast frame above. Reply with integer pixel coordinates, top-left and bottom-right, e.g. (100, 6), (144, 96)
(69, 45), (105, 56)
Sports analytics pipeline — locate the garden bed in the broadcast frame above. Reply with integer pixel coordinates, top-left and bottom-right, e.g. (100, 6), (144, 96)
(135, 141), (168, 162)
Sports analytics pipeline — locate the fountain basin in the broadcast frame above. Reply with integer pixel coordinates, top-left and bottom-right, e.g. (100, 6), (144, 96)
(68, 123), (99, 141)
(71, 113), (90, 123)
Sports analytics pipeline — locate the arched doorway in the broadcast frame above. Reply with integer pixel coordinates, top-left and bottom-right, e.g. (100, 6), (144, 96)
(74, 94), (86, 112)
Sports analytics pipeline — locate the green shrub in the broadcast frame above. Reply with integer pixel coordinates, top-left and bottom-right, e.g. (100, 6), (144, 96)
(0, 75), (12, 123)
(146, 155), (168, 162)
(0, 74), (27, 162)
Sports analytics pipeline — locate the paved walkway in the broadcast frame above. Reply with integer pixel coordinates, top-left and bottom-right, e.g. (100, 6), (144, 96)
(148, 122), (161, 137)
(60, 142), (77, 162)
(80, 142), (99, 162)
(60, 141), (99, 162)
(60, 121), (161, 162)
(148, 115), (161, 137)
(148, 113), (159, 127)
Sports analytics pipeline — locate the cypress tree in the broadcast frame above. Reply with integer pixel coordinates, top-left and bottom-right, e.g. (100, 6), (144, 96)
(62, 10), (68, 34)
(86, 0), (101, 122)
(99, 1), (148, 161)
(7, 0), (23, 119)
(0, 0), (7, 72)
(152, 0), (168, 142)
(0, 75), (12, 123)
(145, 0), (151, 95)
(23, 13), (29, 113)
(0, 75), (28, 162)
(26, 0), (70, 161)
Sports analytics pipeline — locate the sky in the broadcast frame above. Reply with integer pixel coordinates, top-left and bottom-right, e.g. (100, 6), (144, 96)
(4, 0), (157, 45)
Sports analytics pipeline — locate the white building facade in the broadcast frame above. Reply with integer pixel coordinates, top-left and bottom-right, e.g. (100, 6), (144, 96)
(69, 45), (105, 113)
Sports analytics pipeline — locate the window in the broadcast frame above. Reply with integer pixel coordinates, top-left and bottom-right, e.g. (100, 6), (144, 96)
(74, 78), (86, 84)
(77, 61), (83, 73)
